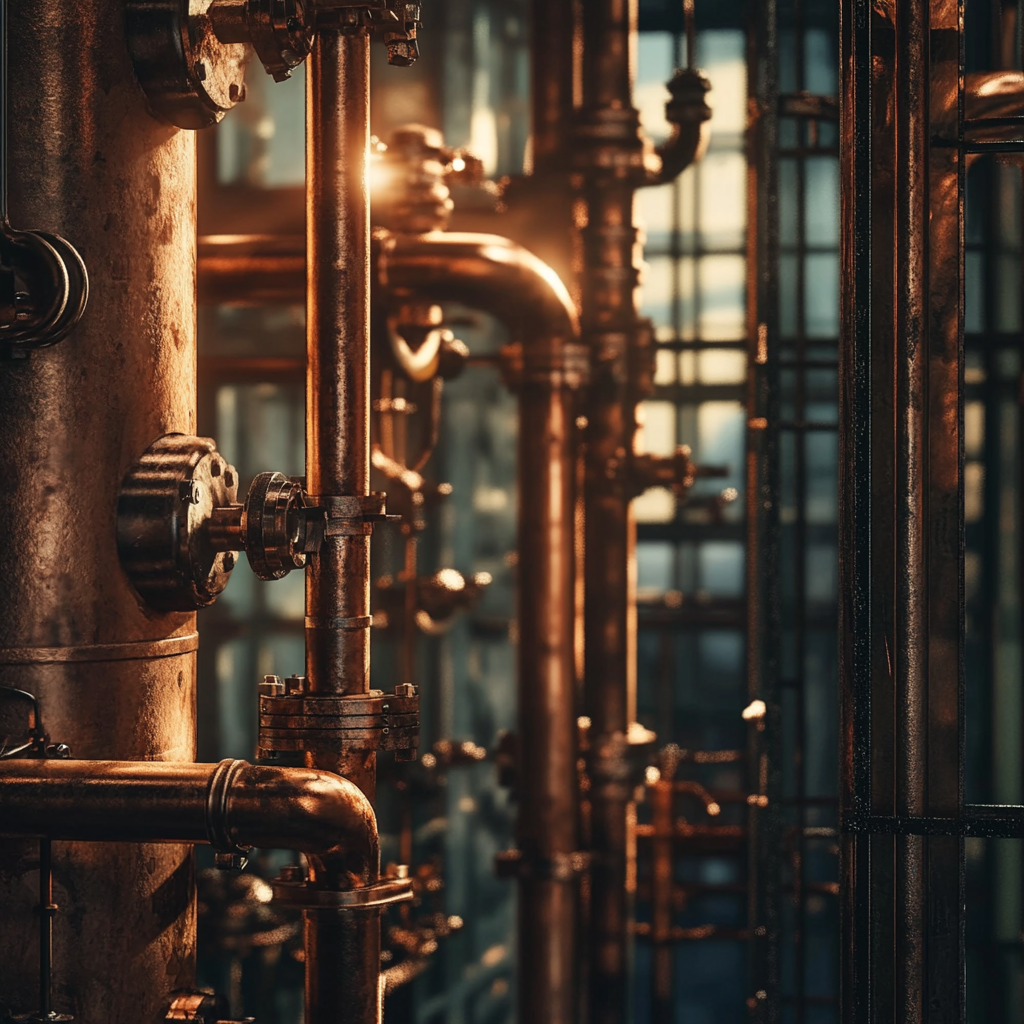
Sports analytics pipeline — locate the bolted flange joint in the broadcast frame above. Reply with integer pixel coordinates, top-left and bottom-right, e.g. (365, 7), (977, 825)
(257, 684), (420, 762)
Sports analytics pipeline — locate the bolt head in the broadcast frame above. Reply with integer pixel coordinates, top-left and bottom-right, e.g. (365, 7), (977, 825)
(258, 674), (284, 696)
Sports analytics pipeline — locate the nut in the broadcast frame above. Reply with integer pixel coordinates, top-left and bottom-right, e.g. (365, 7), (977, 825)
(258, 674), (284, 697)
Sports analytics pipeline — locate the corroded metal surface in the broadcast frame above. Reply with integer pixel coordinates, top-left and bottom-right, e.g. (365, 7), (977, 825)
(304, 28), (384, 1024)
(0, 1), (198, 1020)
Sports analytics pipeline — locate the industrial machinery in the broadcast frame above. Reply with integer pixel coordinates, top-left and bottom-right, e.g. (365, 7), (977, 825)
(3, 0), (1024, 1022)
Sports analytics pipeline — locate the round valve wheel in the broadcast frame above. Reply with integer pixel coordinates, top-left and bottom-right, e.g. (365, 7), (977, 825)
(117, 433), (240, 610)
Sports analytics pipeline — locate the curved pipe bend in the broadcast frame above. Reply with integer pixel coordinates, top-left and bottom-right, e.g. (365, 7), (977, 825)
(376, 230), (580, 351)
(0, 758), (378, 891)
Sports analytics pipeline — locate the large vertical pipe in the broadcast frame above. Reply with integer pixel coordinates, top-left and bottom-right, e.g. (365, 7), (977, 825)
(304, 27), (381, 1024)
(517, 374), (580, 1024)
(579, 1), (643, 1019)
(0, 2), (197, 1020)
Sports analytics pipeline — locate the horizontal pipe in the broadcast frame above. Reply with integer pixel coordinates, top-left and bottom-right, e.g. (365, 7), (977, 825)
(197, 231), (580, 344)
(0, 758), (378, 890)
(379, 231), (579, 340)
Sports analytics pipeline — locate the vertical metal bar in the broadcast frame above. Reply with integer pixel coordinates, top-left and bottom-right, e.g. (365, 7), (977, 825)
(893, 0), (929, 1017)
(746, 0), (782, 1019)
(839, 0), (875, 1021)
(925, 0), (965, 1019)
(791, 7), (808, 1021)
(304, 27), (381, 1024)
(38, 838), (52, 1018)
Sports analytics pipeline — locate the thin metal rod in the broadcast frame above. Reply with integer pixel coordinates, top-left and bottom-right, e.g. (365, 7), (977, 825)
(893, 2), (928, 1019)
(683, 0), (695, 71)
(38, 838), (53, 1018)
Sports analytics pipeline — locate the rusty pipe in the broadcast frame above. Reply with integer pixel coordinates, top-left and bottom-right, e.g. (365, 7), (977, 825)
(381, 227), (584, 1024)
(304, 29), (382, 1024)
(0, 758), (379, 890)
(197, 224), (583, 1022)
(306, 29), (373, 737)
(0, 1), (198, 1017)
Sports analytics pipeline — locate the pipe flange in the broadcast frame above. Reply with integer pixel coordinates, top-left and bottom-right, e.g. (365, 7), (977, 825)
(117, 434), (240, 610)
(272, 875), (414, 909)
(127, 0), (252, 129)
(257, 689), (420, 758)
(243, 472), (307, 580)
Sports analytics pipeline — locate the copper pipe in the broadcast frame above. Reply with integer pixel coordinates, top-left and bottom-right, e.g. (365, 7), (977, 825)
(199, 231), (579, 337)
(530, 0), (580, 177)
(379, 231), (579, 338)
(304, 28), (381, 1024)
(306, 28), (373, 745)
(0, 1), (197, 1018)
(365, 228), (586, 1024)
(197, 225), (582, 1023)
(579, 1), (645, 1019)
(0, 759), (378, 889)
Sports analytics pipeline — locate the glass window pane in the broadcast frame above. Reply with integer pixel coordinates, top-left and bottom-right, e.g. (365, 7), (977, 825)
(698, 255), (746, 339)
(698, 151), (746, 250)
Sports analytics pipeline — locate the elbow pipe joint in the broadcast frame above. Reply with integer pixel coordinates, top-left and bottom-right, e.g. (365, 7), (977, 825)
(649, 67), (712, 186)
(0, 758), (380, 892)
(374, 230), (585, 386)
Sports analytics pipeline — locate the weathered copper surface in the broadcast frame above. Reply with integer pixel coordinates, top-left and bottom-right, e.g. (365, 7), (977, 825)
(0, 1), (198, 1020)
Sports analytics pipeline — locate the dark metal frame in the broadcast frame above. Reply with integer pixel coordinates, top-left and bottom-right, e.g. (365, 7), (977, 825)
(839, 0), (976, 1019)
